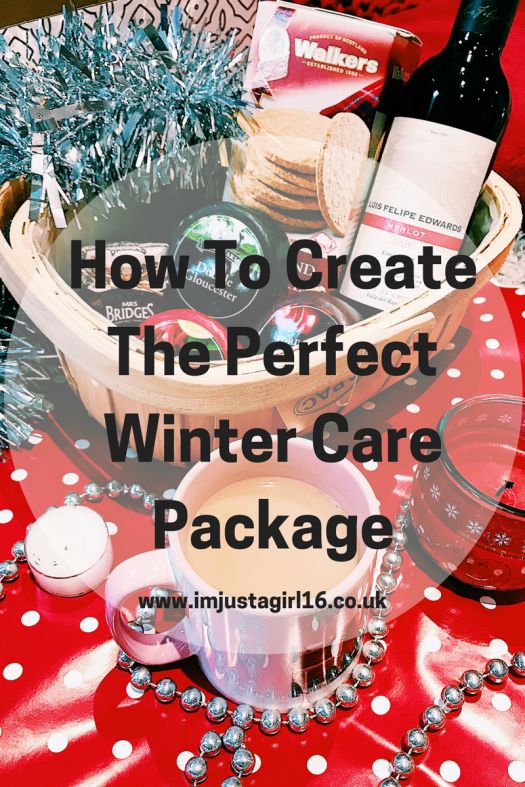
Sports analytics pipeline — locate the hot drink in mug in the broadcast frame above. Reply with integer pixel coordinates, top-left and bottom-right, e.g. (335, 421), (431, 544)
(105, 438), (380, 710)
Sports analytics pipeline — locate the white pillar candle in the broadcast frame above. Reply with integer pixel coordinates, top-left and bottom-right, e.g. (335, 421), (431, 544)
(25, 506), (113, 597)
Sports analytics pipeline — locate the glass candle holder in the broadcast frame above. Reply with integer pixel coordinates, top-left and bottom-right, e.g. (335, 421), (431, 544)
(25, 506), (113, 597)
(411, 394), (525, 591)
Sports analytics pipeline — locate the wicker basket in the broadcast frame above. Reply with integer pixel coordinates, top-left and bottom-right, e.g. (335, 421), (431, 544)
(0, 173), (521, 462)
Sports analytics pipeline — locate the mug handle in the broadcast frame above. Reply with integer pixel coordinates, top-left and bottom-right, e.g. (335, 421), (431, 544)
(105, 549), (195, 665)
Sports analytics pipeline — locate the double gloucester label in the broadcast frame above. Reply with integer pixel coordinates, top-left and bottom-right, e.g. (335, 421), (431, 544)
(340, 117), (496, 310)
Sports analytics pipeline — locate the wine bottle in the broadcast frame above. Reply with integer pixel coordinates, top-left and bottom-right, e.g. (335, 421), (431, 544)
(340, 0), (519, 311)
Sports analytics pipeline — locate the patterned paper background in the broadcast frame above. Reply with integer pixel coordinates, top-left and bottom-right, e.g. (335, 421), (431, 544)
(0, 0), (258, 60)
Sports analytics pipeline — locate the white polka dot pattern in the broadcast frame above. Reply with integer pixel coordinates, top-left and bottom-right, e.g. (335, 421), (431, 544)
(126, 683), (145, 699)
(371, 696), (390, 716)
(112, 740), (132, 760)
(3, 663), (23, 680)
(21, 611), (40, 627)
(307, 755), (327, 775)
(176, 751), (193, 771)
(509, 761), (525, 783)
(492, 694), (511, 712)
(80, 617), (99, 633)
(480, 595), (497, 609)
(47, 733), (68, 753)
(10, 469), (28, 481)
(489, 638), (508, 657)
(440, 760), (461, 782)
(372, 759), (391, 778)
(62, 472), (80, 486)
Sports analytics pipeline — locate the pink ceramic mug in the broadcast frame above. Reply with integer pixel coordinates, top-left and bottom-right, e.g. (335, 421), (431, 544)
(105, 437), (378, 710)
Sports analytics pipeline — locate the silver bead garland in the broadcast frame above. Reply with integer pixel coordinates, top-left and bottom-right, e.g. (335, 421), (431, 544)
(200, 731), (222, 758)
(108, 500), (412, 784)
(0, 542), (26, 600)
(109, 501), (525, 785)
(0, 480), (158, 604)
(2, 489), (523, 786)
(155, 677), (177, 703)
(374, 506), (525, 786)
(206, 697), (229, 723)
(259, 708), (281, 735)
(2, 489), (407, 782)
(378, 651), (525, 786)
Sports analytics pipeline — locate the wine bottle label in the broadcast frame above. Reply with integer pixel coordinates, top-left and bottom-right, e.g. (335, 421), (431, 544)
(340, 117), (496, 310)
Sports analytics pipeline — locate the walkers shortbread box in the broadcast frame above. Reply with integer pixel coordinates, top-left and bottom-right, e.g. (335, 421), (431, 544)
(227, 2), (422, 284)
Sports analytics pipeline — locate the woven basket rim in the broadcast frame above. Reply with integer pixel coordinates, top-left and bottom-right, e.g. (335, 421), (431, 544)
(0, 171), (522, 412)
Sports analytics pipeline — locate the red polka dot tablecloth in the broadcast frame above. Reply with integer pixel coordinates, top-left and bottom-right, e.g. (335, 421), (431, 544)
(1, 280), (524, 786)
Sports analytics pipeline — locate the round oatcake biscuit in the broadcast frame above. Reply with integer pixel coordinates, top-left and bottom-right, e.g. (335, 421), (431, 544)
(247, 153), (318, 195)
(316, 113), (370, 237)
(238, 109), (330, 174)
(232, 171), (320, 212)
(266, 165), (317, 195)
(231, 141), (317, 196)
(230, 178), (326, 231)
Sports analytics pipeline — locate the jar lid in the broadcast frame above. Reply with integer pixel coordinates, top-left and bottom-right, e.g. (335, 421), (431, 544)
(170, 202), (288, 325)
(257, 291), (361, 347)
(140, 308), (228, 359)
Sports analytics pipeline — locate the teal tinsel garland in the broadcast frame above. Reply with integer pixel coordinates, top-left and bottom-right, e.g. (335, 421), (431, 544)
(0, 6), (248, 225)
(0, 287), (56, 457)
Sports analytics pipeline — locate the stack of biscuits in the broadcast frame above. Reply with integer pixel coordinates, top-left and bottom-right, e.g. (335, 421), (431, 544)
(230, 108), (370, 237)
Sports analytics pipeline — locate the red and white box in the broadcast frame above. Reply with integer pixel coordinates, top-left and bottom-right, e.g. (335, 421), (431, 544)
(245, 1), (421, 153)
(230, 2), (422, 286)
